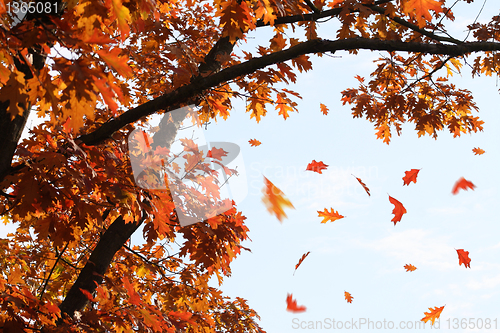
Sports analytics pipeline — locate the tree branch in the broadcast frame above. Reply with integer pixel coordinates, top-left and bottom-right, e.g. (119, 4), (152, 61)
(77, 38), (500, 146)
(58, 213), (144, 319)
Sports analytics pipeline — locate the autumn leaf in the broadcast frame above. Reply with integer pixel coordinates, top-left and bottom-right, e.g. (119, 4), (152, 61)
(456, 249), (471, 268)
(352, 174), (370, 196)
(472, 147), (485, 155)
(293, 252), (310, 275)
(421, 305), (445, 325)
(389, 195), (407, 225)
(286, 293), (306, 313)
(403, 169), (420, 186)
(344, 291), (353, 303)
(401, 0), (444, 28)
(451, 177), (476, 195)
(404, 264), (417, 272)
(318, 208), (345, 223)
(320, 103), (329, 115)
(306, 160), (328, 174)
(207, 147), (228, 161)
(262, 176), (295, 222)
(96, 48), (133, 78)
(249, 139), (261, 147)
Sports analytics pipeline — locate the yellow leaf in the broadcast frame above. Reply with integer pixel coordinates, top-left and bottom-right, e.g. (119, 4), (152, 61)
(261, 176), (294, 222)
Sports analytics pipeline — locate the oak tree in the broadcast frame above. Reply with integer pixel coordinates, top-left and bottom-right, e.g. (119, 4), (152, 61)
(0, 0), (498, 331)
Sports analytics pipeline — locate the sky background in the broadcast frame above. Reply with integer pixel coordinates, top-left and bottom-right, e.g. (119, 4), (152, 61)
(2, 1), (500, 332)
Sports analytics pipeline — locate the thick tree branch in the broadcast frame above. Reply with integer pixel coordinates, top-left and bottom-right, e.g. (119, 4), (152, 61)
(78, 38), (500, 146)
(58, 214), (144, 318)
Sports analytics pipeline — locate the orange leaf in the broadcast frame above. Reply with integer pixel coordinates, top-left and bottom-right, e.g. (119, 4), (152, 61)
(306, 160), (328, 174)
(96, 48), (133, 78)
(344, 291), (353, 303)
(402, 0), (444, 28)
(403, 169), (420, 186)
(456, 249), (471, 268)
(451, 177), (476, 195)
(249, 139), (261, 147)
(108, 0), (131, 41)
(122, 276), (142, 305)
(286, 293), (306, 313)
(262, 176), (295, 222)
(318, 208), (345, 223)
(320, 103), (329, 115)
(207, 147), (228, 161)
(404, 264), (417, 272)
(293, 251), (310, 275)
(389, 195), (407, 225)
(352, 174), (370, 196)
(421, 305), (445, 325)
(472, 147), (485, 155)
(79, 288), (96, 302)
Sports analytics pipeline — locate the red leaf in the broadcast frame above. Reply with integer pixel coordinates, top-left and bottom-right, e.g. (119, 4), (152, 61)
(452, 177), (476, 195)
(306, 160), (328, 174)
(293, 251), (310, 275)
(207, 147), (228, 161)
(352, 174), (370, 196)
(389, 195), (407, 225)
(456, 249), (471, 268)
(286, 293), (306, 313)
(79, 288), (96, 302)
(403, 169), (420, 186)
(421, 305), (445, 325)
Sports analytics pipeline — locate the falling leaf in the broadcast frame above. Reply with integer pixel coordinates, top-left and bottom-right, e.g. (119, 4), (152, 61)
(320, 103), (329, 115)
(389, 195), (407, 225)
(207, 147), (228, 161)
(352, 174), (370, 196)
(472, 147), (485, 155)
(286, 293), (306, 313)
(456, 249), (471, 268)
(404, 264), (417, 272)
(318, 208), (345, 223)
(306, 160), (328, 174)
(421, 305), (445, 325)
(403, 169), (420, 186)
(451, 177), (476, 195)
(249, 139), (261, 147)
(262, 176), (295, 222)
(293, 252), (310, 275)
(344, 291), (353, 303)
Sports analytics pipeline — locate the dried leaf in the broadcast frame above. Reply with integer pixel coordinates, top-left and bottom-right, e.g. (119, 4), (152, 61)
(249, 139), (262, 147)
(352, 174), (370, 196)
(404, 264), (417, 272)
(472, 147), (485, 155)
(344, 291), (353, 303)
(293, 252), (310, 275)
